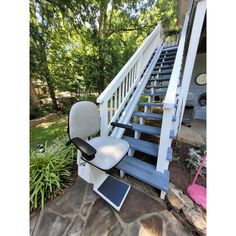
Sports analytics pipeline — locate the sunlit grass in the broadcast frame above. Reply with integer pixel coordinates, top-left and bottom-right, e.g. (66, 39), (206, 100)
(30, 116), (68, 150)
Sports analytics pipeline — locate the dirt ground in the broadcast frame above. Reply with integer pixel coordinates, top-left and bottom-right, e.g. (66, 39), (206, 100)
(170, 140), (206, 193)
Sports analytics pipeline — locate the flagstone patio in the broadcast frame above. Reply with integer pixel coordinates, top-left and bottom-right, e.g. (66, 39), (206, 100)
(30, 172), (202, 236)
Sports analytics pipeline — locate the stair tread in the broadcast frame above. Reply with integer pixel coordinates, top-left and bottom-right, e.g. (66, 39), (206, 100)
(137, 102), (163, 107)
(152, 71), (172, 76)
(154, 65), (173, 70)
(156, 61), (174, 65)
(160, 52), (176, 57)
(159, 55), (176, 60)
(131, 123), (161, 136)
(157, 59), (175, 63)
(145, 85), (168, 89)
(122, 135), (159, 157)
(142, 92), (167, 96)
(133, 111), (162, 119)
(163, 46), (178, 51)
(116, 155), (169, 191)
(149, 77), (170, 82)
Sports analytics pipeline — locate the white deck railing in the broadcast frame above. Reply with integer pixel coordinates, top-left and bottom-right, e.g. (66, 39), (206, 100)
(97, 22), (163, 136)
(156, 12), (191, 173)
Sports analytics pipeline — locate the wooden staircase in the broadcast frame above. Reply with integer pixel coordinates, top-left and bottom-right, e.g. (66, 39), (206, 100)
(115, 46), (178, 194)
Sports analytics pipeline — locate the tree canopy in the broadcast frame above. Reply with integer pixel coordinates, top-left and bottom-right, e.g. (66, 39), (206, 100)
(30, 0), (178, 114)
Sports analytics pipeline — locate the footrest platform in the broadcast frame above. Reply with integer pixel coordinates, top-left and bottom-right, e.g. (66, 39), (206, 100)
(94, 175), (130, 211)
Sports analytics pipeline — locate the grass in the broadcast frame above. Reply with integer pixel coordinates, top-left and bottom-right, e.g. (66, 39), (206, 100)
(30, 115), (68, 150)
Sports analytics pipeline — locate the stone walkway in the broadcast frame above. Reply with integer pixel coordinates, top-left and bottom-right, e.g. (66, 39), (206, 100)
(31, 174), (206, 236)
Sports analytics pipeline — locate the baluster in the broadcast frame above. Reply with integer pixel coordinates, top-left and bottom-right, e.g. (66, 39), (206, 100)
(114, 90), (117, 114)
(110, 96), (113, 122)
(128, 72), (131, 90)
(118, 85), (121, 107)
(122, 81), (125, 101)
(125, 75), (128, 95)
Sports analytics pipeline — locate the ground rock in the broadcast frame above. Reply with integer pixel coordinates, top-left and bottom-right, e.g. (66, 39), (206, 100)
(183, 207), (206, 235)
(182, 194), (194, 209)
(167, 188), (184, 210)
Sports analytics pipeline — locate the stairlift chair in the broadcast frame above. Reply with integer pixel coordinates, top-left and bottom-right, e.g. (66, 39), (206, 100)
(66, 101), (130, 211)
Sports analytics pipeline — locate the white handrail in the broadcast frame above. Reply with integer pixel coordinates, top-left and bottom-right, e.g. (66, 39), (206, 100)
(97, 22), (163, 136)
(163, 15), (190, 109)
(156, 10), (191, 173)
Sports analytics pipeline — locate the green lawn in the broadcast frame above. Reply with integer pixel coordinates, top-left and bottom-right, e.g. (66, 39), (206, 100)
(30, 115), (68, 150)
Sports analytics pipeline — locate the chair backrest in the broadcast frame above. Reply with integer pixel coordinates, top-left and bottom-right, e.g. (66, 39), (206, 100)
(68, 101), (100, 140)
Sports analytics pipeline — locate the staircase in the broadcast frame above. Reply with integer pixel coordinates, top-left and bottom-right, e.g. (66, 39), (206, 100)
(116, 45), (178, 194)
(96, 18), (190, 199)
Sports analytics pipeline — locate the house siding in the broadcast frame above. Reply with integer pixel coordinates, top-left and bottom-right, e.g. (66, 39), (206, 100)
(188, 53), (206, 120)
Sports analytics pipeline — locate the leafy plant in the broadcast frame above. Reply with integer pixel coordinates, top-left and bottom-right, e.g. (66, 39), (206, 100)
(186, 148), (206, 177)
(30, 135), (76, 211)
(173, 155), (181, 163)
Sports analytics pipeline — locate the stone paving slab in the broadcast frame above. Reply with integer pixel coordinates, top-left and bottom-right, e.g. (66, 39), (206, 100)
(31, 177), (198, 236)
(82, 198), (124, 236)
(119, 187), (166, 223)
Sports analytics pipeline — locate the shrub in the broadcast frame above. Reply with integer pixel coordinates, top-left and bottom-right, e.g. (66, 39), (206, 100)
(30, 136), (76, 211)
(186, 148), (206, 177)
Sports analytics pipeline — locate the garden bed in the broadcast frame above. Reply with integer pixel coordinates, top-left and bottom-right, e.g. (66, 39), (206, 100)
(170, 141), (206, 193)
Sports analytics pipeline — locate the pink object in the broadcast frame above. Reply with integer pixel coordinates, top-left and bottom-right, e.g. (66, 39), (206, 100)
(187, 155), (207, 209)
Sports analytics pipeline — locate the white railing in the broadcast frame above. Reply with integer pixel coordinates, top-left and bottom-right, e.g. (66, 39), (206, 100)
(175, 0), (206, 135)
(97, 22), (163, 136)
(156, 11), (191, 173)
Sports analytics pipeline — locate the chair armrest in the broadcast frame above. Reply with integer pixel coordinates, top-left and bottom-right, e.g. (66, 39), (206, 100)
(70, 137), (97, 161)
(111, 122), (133, 130)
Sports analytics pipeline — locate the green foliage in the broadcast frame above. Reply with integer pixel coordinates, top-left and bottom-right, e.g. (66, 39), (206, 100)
(173, 155), (181, 163)
(30, 136), (77, 210)
(186, 148), (206, 176)
(30, 0), (178, 111)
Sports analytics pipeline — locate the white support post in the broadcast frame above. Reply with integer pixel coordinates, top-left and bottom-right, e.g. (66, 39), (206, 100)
(156, 107), (174, 172)
(160, 191), (166, 200)
(175, 0), (206, 135)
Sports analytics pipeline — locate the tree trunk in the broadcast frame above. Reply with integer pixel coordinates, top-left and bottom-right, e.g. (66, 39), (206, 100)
(41, 46), (60, 111)
(45, 69), (59, 111)
(30, 78), (41, 108)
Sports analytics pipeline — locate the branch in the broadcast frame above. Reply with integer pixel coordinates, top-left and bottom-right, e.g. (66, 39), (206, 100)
(107, 23), (158, 37)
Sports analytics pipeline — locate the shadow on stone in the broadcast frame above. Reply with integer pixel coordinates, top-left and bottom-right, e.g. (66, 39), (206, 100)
(82, 198), (123, 236)
(119, 187), (166, 223)
(46, 177), (88, 215)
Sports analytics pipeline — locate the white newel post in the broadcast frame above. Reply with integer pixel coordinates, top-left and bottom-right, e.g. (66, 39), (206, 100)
(175, 0), (206, 135)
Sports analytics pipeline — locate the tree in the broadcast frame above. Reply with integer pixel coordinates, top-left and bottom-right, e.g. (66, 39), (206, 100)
(30, 0), (178, 110)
